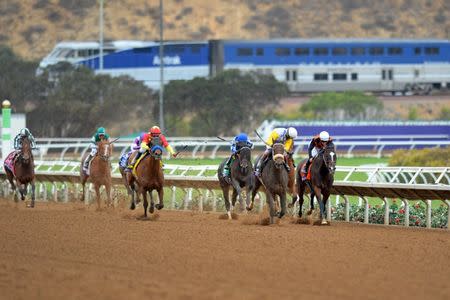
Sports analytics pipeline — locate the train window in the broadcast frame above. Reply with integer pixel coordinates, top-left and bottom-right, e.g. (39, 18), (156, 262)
(382, 70), (386, 80)
(414, 47), (422, 55)
(292, 70), (297, 81)
(388, 47), (403, 55)
(414, 69), (420, 78)
(425, 47), (439, 55)
(167, 45), (185, 53)
(351, 73), (358, 81)
(294, 48), (309, 56)
(351, 47), (365, 55)
(314, 73), (328, 81)
(333, 73), (347, 81)
(133, 47), (152, 54)
(190, 45), (201, 53)
(276, 48), (291, 56)
(256, 48), (264, 56)
(388, 70), (393, 80)
(237, 48), (253, 56)
(314, 48), (329, 55)
(332, 48), (347, 55)
(369, 47), (384, 55)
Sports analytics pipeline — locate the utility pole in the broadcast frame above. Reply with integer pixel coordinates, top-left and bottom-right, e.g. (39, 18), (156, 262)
(159, 0), (165, 131)
(99, 0), (104, 70)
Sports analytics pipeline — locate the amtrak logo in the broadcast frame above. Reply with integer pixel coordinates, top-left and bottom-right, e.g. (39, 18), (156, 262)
(153, 55), (181, 65)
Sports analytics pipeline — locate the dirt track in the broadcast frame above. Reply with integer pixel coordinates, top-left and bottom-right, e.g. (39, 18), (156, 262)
(1, 200), (449, 300)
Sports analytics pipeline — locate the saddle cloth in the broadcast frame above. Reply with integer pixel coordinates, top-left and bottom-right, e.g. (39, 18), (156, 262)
(3, 150), (20, 176)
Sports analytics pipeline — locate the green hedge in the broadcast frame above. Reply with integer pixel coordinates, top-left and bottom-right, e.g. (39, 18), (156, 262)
(389, 147), (450, 167)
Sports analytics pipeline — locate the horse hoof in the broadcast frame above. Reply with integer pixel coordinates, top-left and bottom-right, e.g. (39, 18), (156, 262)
(130, 203), (136, 210)
(27, 203), (35, 208)
(307, 210), (313, 215)
(156, 204), (164, 210)
(149, 206), (155, 214)
(321, 219), (328, 225)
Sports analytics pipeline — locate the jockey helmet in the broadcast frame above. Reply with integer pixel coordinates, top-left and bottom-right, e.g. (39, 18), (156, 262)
(20, 128), (30, 137)
(236, 133), (248, 142)
(150, 126), (161, 136)
(319, 131), (330, 142)
(287, 127), (298, 139)
(96, 127), (106, 136)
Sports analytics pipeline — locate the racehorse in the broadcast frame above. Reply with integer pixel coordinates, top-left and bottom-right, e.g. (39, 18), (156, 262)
(293, 143), (337, 224)
(80, 140), (113, 209)
(128, 145), (164, 218)
(218, 146), (254, 219)
(250, 143), (289, 224)
(4, 136), (36, 207)
(286, 152), (298, 205)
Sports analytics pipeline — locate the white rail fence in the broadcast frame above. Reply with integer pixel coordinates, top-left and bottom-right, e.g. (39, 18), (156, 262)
(9, 135), (449, 160)
(1, 161), (449, 229)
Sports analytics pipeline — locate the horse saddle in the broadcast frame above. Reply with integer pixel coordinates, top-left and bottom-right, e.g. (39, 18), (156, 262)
(3, 150), (21, 176)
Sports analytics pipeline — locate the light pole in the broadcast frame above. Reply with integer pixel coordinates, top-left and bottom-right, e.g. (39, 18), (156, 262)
(159, 0), (165, 131)
(99, 0), (104, 70)
(2, 99), (12, 160)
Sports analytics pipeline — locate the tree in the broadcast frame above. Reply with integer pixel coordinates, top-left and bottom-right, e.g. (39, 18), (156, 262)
(300, 91), (383, 120)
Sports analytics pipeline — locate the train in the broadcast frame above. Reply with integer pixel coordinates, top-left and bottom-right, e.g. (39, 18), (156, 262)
(38, 39), (450, 94)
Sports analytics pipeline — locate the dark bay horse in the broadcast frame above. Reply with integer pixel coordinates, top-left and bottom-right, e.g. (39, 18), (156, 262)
(80, 140), (113, 209)
(4, 136), (36, 207)
(218, 146), (254, 219)
(250, 143), (289, 224)
(128, 145), (164, 218)
(294, 144), (337, 224)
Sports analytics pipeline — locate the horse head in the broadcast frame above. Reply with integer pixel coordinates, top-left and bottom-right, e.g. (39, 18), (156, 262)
(236, 146), (251, 171)
(19, 136), (32, 164)
(272, 143), (285, 169)
(322, 145), (337, 175)
(150, 145), (164, 160)
(97, 140), (112, 162)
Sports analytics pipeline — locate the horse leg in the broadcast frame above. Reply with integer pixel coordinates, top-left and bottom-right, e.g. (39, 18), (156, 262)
(231, 187), (239, 212)
(80, 175), (87, 202)
(278, 192), (287, 219)
(249, 179), (261, 211)
(28, 181), (36, 208)
(105, 183), (112, 208)
(149, 191), (155, 214)
(142, 189), (148, 218)
(94, 185), (101, 211)
(322, 190), (331, 224)
(222, 185), (232, 219)
(267, 192), (277, 224)
(313, 186), (326, 225)
(244, 185), (252, 211)
(155, 187), (164, 210)
(129, 184), (136, 210)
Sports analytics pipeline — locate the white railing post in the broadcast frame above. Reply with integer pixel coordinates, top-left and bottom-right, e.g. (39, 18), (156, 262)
(171, 186), (176, 209)
(362, 196), (369, 224)
(383, 198), (389, 225)
(401, 199), (410, 227)
(343, 195), (350, 222)
(445, 200), (450, 230)
(425, 200), (432, 229)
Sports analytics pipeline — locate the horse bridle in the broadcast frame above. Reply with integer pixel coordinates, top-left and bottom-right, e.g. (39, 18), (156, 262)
(236, 146), (251, 169)
(321, 148), (336, 174)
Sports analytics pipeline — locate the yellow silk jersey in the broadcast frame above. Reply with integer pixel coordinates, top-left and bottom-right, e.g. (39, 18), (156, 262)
(265, 128), (294, 152)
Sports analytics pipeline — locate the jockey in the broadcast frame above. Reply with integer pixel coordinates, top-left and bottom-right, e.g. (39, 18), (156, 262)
(83, 127), (110, 172)
(119, 132), (145, 170)
(13, 128), (36, 150)
(301, 131), (334, 181)
(222, 133), (253, 183)
(254, 127), (297, 177)
(127, 126), (177, 169)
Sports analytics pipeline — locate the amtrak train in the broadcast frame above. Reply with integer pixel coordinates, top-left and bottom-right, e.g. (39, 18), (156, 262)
(39, 39), (450, 94)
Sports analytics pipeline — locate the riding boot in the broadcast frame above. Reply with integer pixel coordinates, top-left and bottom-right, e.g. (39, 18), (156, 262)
(302, 158), (311, 181)
(83, 154), (93, 171)
(128, 151), (142, 169)
(222, 155), (233, 183)
(254, 154), (267, 177)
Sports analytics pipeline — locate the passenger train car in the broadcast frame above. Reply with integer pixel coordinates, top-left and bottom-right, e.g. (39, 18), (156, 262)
(39, 39), (450, 94)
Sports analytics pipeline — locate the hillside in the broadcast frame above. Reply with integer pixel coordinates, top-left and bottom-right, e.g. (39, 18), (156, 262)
(1, 0), (449, 60)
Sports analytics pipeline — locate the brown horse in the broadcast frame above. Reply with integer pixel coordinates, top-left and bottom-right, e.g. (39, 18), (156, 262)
(250, 143), (289, 224)
(80, 140), (113, 209)
(4, 136), (36, 207)
(128, 145), (164, 218)
(293, 144), (337, 224)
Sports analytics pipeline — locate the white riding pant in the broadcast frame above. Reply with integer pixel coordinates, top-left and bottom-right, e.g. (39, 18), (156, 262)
(311, 147), (319, 158)
(89, 143), (98, 156)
